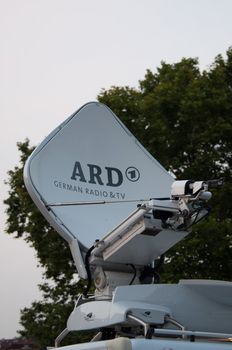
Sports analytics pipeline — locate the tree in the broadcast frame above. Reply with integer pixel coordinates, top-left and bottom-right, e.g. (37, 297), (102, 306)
(98, 50), (232, 282)
(4, 48), (232, 345)
(4, 141), (90, 347)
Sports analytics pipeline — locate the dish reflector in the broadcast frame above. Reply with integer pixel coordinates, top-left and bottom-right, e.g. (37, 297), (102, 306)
(24, 102), (173, 251)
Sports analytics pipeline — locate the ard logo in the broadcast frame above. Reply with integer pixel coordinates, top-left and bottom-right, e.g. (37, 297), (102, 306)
(71, 161), (140, 187)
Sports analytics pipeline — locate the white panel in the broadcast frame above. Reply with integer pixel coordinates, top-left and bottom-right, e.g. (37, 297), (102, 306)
(24, 102), (173, 250)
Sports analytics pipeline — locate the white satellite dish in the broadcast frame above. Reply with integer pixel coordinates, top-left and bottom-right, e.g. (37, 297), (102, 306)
(24, 102), (174, 275)
(24, 102), (232, 348)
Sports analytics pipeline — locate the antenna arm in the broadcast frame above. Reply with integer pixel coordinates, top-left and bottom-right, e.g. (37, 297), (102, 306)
(69, 239), (87, 279)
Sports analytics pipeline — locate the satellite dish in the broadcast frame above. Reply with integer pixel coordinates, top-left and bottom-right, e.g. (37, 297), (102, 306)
(24, 102), (231, 347)
(24, 102), (173, 275)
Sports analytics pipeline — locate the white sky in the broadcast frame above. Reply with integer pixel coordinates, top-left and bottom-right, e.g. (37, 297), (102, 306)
(1, 0), (232, 340)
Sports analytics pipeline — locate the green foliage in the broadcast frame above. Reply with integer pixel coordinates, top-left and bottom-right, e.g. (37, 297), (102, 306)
(4, 140), (75, 282)
(4, 140), (87, 346)
(4, 48), (232, 345)
(98, 48), (232, 282)
(162, 217), (232, 283)
(20, 301), (92, 348)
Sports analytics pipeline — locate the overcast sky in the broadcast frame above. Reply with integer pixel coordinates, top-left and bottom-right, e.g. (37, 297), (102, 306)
(1, 0), (232, 340)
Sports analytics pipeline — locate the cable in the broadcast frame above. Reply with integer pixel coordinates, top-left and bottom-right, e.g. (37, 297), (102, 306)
(154, 254), (165, 270)
(186, 205), (211, 230)
(139, 254), (165, 285)
(83, 245), (95, 297)
(128, 264), (137, 285)
(152, 254), (165, 283)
